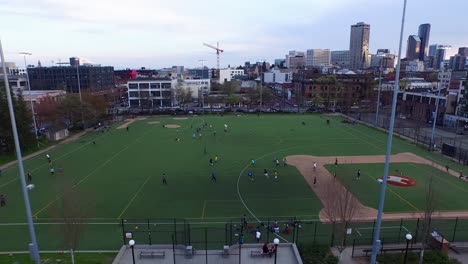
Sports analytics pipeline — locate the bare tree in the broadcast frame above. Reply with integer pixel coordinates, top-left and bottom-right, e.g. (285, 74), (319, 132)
(322, 179), (359, 259)
(418, 174), (436, 264)
(50, 178), (94, 264)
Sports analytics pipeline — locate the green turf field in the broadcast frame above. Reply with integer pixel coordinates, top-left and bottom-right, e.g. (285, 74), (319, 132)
(325, 163), (468, 212)
(0, 114), (466, 251)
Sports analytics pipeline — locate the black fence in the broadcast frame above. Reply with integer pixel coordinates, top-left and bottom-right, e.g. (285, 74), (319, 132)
(350, 112), (468, 165)
(120, 216), (468, 252)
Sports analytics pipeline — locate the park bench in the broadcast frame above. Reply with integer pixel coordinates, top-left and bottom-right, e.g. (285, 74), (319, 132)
(222, 245), (229, 258)
(139, 251), (165, 259)
(362, 247), (419, 256)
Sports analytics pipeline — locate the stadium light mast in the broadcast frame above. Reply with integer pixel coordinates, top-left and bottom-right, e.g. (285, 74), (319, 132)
(1, 39), (41, 264)
(370, 1), (407, 263)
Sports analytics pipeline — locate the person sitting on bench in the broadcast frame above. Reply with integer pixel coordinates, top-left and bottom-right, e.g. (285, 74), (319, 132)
(262, 243), (269, 255)
(269, 244), (276, 257)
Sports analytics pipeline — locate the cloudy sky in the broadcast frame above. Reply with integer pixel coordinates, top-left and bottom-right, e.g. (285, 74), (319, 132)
(1, 0), (467, 69)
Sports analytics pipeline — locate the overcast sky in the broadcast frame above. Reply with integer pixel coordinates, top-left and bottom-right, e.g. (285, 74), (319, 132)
(1, 0), (467, 69)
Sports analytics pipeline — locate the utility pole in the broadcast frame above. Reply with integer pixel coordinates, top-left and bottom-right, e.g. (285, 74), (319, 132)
(1, 39), (41, 264)
(370, 1), (407, 263)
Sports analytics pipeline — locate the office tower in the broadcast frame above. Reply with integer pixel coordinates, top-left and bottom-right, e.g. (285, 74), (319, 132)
(306, 49), (331, 67)
(406, 35), (421, 60)
(349, 22), (370, 70)
(417, 23), (431, 61)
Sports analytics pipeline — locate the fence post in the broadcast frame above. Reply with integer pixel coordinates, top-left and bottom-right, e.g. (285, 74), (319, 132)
(414, 218), (420, 243)
(225, 223), (228, 246)
(205, 228), (208, 264)
(313, 221), (317, 245)
(121, 219), (126, 245)
(330, 223), (335, 247)
(292, 217), (297, 243)
(452, 217), (459, 242)
(266, 217), (270, 243)
(188, 223), (191, 245)
(398, 218), (403, 243)
(148, 219), (152, 245)
(230, 221), (233, 245)
(172, 234), (176, 264)
(370, 220), (376, 245)
(351, 239), (355, 258)
(174, 219), (178, 245)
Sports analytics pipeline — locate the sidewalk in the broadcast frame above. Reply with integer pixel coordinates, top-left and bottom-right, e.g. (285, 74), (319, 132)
(0, 129), (91, 171)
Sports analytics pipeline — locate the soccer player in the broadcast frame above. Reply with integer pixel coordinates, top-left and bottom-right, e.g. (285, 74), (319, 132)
(27, 172), (32, 182)
(313, 162), (317, 172)
(0, 194), (5, 207)
(126, 126), (129, 132)
(224, 124), (228, 132)
(46, 154), (51, 164)
(264, 169), (269, 178)
(356, 169), (361, 180)
(274, 170), (278, 179)
(251, 159), (255, 166)
(335, 158), (338, 167)
(58, 167), (63, 174)
(211, 172), (217, 182)
(255, 230), (261, 242)
(50, 168), (55, 176)
(283, 157), (287, 167)
(215, 155), (218, 163)
(162, 173), (168, 185)
(313, 176), (317, 186)
(93, 141), (96, 145)
(209, 158), (213, 166)
(247, 171), (254, 181)
(275, 159), (280, 166)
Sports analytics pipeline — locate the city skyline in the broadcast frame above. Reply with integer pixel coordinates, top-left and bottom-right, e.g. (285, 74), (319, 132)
(0, 0), (467, 69)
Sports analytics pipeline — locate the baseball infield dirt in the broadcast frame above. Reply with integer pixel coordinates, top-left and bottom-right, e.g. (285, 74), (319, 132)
(286, 152), (467, 222)
(164, 124), (181, 129)
(116, 117), (147, 129)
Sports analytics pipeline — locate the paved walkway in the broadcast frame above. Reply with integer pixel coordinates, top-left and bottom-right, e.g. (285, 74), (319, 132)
(0, 129), (90, 171)
(112, 244), (303, 264)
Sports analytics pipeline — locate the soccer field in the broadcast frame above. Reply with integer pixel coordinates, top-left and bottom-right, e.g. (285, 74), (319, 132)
(0, 114), (465, 251)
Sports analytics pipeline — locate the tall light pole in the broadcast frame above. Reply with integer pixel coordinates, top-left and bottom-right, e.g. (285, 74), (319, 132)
(375, 53), (385, 125)
(403, 233), (412, 264)
(370, 0), (407, 263)
(128, 239), (136, 264)
(430, 75), (442, 150)
(273, 238), (279, 264)
(1, 40), (41, 264)
(19, 52), (39, 148)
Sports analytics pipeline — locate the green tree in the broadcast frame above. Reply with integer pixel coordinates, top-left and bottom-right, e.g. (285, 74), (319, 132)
(0, 84), (35, 153)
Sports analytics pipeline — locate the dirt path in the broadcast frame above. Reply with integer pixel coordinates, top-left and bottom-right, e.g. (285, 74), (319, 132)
(116, 117), (147, 129)
(286, 152), (467, 222)
(0, 129), (91, 170)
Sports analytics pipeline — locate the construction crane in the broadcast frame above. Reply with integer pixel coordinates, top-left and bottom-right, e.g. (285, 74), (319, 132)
(203, 42), (224, 71)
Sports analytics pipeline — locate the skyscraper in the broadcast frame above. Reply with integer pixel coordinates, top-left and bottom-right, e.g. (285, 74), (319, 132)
(331, 50), (350, 68)
(349, 22), (370, 70)
(417, 23), (431, 61)
(433, 45), (451, 69)
(406, 35), (421, 60)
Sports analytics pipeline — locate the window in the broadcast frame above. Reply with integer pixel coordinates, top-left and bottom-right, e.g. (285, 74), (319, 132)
(129, 83), (138, 89)
(129, 91), (139, 97)
(139, 91), (150, 97)
(139, 83), (149, 89)
(162, 83), (171, 89)
(151, 91), (160, 97)
(150, 83), (160, 89)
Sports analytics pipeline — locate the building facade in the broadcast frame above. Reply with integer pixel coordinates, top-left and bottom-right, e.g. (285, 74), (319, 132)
(331, 50), (350, 68)
(263, 69), (294, 84)
(181, 79), (211, 99)
(405, 60), (425, 72)
(417, 23), (431, 61)
(349, 22), (370, 70)
(306, 49), (331, 67)
(127, 79), (175, 108)
(433, 45), (451, 69)
(406, 35), (421, 60)
(28, 65), (114, 92)
(218, 68), (245, 84)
